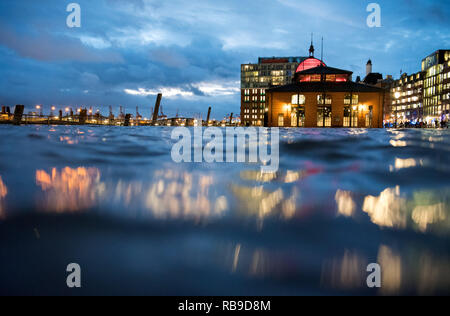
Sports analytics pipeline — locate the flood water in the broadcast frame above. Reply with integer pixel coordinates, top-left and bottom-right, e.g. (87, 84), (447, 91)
(0, 125), (449, 295)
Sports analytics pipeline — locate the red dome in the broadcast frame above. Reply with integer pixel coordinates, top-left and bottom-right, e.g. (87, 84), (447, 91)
(296, 57), (326, 73)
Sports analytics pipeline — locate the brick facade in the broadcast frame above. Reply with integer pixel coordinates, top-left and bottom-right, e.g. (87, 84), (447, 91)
(267, 91), (384, 128)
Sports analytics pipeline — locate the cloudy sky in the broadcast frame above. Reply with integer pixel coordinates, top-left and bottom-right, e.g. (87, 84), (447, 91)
(0, 0), (449, 119)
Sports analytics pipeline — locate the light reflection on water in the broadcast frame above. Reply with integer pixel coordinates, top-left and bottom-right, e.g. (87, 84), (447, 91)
(35, 167), (105, 212)
(0, 126), (449, 295)
(0, 176), (7, 219)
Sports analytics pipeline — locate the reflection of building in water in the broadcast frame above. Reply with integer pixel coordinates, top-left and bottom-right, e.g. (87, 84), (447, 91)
(321, 250), (367, 290)
(389, 158), (422, 172)
(362, 186), (408, 229)
(239, 170), (279, 183)
(335, 190), (356, 217)
(236, 168), (300, 222)
(36, 167), (104, 212)
(0, 176), (7, 219)
(231, 184), (298, 224)
(377, 245), (402, 295)
(144, 170), (228, 221)
(411, 189), (449, 233)
(412, 203), (446, 233)
(363, 186), (449, 233)
(226, 243), (289, 279)
(417, 252), (450, 295)
(377, 244), (450, 295)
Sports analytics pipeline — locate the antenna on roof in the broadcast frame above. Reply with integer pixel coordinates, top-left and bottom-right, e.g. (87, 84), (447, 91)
(309, 33), (315, 57)
(321, 36), (324, 62)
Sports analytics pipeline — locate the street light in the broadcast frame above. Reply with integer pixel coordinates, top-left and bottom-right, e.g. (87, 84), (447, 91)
(36, 105), (42, 117)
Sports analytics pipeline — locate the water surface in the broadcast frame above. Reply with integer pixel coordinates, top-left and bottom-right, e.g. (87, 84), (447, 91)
(0, 126), (449, 295)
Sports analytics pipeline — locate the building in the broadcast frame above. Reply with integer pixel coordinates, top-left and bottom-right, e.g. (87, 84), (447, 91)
(390, 72), (424, 123)
(389, 50), (450, 125)
(361, 59), (394, 122)
(422, 50), (450, 120)
(377, 75), (394, 122)
(266, 55), (384, 128)
(241, 56), (308, 126)
(363, 59), (383, 85)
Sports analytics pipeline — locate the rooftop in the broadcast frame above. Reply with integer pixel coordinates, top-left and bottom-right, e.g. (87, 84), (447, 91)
(296, 65), (353, 75)
(267, 81), (384, 93)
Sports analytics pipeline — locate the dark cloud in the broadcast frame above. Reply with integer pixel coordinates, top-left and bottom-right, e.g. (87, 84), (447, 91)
(0, 24), (123, 63)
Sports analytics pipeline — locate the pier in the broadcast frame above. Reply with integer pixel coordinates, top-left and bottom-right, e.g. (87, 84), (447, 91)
(0, 97), (240, 127)
(0, 110), (238, 127)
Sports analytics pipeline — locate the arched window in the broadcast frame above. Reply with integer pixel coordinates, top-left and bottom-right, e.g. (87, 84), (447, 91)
(292, 94), (306, 105)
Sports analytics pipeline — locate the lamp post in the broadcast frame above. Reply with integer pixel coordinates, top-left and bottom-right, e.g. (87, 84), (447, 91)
(36, 105), (43, 117)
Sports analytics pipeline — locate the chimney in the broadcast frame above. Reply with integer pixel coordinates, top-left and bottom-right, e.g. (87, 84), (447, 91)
(366, 59), (373, 76)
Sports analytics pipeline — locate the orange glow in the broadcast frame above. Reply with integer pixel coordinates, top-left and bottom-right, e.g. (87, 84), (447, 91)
(300, 75), (311, 82)
(0, 176), (7, 219)
(0, 177), (7, 199)
(36, 167), (103, 212)
(59, 136), (78, 145)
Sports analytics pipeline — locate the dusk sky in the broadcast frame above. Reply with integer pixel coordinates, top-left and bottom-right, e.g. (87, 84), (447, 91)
(0, 0), (449, 119)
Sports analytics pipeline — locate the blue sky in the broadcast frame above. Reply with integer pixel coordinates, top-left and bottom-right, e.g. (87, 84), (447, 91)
(0, 0), (449, 119)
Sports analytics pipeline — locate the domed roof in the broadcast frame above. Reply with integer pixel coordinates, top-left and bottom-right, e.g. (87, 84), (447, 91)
(296, 57), (326, 73)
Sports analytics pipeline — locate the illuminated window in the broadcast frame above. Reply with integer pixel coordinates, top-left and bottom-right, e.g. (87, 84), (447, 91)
(291, 112), (297, 127)
(300, 75), (311, 82)
(278, 114), (284, 127)
(291, 94), (306, 105)
(317, 106), (332, 127)
(317, 95), (332, 105)
(365, 106), (373, 128)
(343, 106), (351, 127)
(336, 75), (348, 82)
